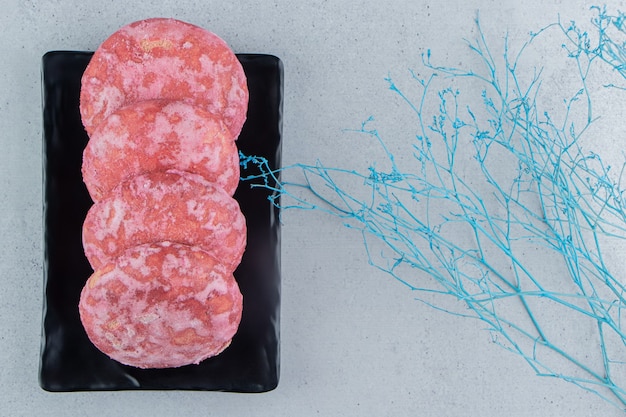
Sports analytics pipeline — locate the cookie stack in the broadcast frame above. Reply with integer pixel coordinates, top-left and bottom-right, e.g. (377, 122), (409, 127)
(77, 18), (248, 369)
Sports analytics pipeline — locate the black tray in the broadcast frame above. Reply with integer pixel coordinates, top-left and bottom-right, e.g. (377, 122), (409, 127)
(40, 51), (282, 392)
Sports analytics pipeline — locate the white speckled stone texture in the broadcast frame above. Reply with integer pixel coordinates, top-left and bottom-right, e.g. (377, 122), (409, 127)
(2, 0), (625, 416)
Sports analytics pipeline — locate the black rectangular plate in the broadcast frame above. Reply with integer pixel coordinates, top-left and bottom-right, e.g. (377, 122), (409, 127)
(40, 51), (282, 392)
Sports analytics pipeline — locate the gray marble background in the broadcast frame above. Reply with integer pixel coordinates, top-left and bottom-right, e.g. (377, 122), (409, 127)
(2, 0), (624, 416)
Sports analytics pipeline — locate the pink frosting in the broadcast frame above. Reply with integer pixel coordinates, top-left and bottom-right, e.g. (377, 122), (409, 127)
(82, 99), (240, 201)
(82, 170), (246, 272)
(79, 241), (243, 368)
(79, 18), (248, 137)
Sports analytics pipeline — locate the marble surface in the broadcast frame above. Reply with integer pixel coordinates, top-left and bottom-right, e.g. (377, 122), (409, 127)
(2, 0), (625, 416)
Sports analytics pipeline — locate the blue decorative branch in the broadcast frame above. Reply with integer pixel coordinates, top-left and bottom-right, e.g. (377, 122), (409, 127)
(241, 6), (626, 411)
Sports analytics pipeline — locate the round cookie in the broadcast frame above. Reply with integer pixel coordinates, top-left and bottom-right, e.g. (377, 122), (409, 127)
(79, 241), (243, 368)
(82, 170), (246, 272)
(80, 18), (248, 137)
(82, 99), (240, 201)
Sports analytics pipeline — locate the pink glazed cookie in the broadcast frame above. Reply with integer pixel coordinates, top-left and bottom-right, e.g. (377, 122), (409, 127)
(79, 241), (243, 369)
(82, 170), (246, 272)
(82, 99), (240, 201)
(80, 18), (248, 137)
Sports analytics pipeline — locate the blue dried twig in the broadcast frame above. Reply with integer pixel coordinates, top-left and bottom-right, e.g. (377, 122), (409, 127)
(241, 7), (626, 411)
